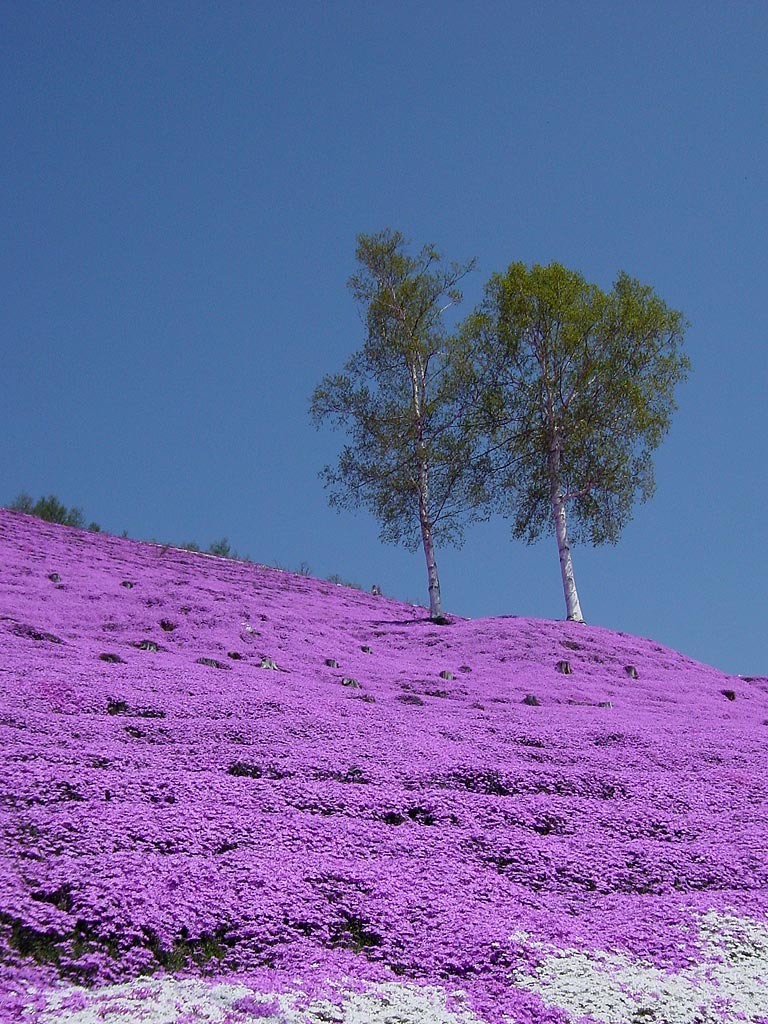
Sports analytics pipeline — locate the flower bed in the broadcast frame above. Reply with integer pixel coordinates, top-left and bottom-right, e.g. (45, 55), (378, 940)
(1, 511), (767, 1023)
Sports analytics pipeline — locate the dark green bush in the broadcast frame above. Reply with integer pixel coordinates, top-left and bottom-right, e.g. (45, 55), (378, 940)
(208, 538), (233, 558)
(9, 492), (88, 528)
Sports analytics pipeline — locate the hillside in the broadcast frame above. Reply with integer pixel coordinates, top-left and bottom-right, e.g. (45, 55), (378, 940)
(1, 509), (767, 1024)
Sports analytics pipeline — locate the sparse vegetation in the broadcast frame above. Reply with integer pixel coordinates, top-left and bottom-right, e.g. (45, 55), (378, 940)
(326, 573), (364, 591)
(5, 492), (389, 601)
(8, 492), (100, 532)
(207, 537), (233, 558)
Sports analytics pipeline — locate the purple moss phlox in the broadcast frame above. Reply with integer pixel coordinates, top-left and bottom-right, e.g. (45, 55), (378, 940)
(1, 510), (767, 1023)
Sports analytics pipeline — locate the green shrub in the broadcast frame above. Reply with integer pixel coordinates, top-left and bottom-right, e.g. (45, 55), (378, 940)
(9, 492), (87, 528)
(208, 538), (233, 558)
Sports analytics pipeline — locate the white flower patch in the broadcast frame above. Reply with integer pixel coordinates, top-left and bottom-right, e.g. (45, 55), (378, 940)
(26, 912), (768, 1024)
(33, 977), (487, 1024)
(512, 910), (768, 1024)
(37, 977), (260, 1023)
(297, 982), (485, 1024)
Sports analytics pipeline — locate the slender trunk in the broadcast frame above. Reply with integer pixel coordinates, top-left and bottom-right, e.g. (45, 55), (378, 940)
(551, 488), (584, 623)
(409, 353), (443, 620)
(418, 457), (443, 619)
(545, 412), (584, 623)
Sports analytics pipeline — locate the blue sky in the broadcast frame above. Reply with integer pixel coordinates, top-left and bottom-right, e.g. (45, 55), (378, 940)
(1, 1), (766, 675)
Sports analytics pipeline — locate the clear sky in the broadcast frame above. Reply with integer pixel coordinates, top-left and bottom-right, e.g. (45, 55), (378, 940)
(1, 1), (766, 676)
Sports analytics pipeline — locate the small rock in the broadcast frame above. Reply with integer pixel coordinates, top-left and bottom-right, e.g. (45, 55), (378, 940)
(121, 581), (134, 589)
(99, 653), (124, 664)
(228, 762), (262, 778)
(215, 841), (238, 855)
(136, 640), (159, 652)
(325, 658), (340, 668)
(48, 572), (61, 583)
(721, 689), (736, 702)
(342, 677), (360, 688)
(522, 694), (541, 706)
(556, 660), (573, 675)
(135, 706), (165, 719)
(371, 585), (382, 596)
(260, 658), (279, 670)
(227, 651), (242, 660)
(459, 665), (472, 674)
(439, 670), (454, 680)
(598, 701), (613, 709)
(196, 657), (228, 670)
(359, 694), (376, 703)
(13, 624), (63, 644)
(159, 619), (176, 632)
(625, 665), (639, 679)
(407, 806), (436, 825)
(361, 645), (373, 654)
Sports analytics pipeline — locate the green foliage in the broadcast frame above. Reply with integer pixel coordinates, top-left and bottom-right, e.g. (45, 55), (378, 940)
(8, 492), (33, 514)
(310, 229), (488, 552)
(464, 261), (690, 546)
(206, 537), (251, 562)
(9, 492), (89, 529)
(208, 537), (233, 558)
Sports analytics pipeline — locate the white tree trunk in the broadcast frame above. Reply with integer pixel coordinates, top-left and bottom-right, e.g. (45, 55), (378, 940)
(409, 355), (444, 620)
(418, 459), (443, 620)
(552, 491), (584, 623)
(421, 522), (443, 620)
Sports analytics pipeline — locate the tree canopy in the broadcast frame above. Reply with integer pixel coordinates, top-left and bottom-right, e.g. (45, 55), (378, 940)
(463, 261), (689, 620)
(310, 229), (486, 620)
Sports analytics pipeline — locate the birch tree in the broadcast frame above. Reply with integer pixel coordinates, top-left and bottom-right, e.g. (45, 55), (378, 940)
(464, 261), (689, 622)
(310, 230), (485, 621)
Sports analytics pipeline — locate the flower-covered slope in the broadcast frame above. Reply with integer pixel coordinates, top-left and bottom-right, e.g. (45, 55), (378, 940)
(1, 509), (766, 1024)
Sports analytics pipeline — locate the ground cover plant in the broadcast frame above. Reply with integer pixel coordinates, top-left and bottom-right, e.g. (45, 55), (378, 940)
(1, 509), (767, 1023)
